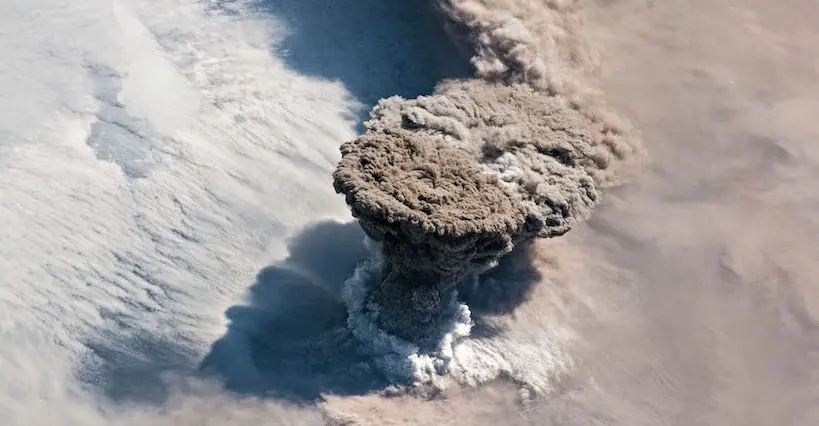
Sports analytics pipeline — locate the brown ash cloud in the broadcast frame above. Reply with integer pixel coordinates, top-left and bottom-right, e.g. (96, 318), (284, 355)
(331, 0), (641, 386)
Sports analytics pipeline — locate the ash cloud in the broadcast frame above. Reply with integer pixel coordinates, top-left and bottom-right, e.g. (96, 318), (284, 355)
(332, 0), (641, 386)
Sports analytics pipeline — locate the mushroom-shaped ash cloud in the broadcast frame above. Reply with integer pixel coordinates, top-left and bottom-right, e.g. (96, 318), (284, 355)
(332, 79), (615, 386)
(334, 127), (527, 342)
(329, 0), (641, 387)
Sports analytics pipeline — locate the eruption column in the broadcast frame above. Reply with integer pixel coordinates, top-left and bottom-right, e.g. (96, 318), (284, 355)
(331, 0), (641, 385)
(334, 128), (527, 342)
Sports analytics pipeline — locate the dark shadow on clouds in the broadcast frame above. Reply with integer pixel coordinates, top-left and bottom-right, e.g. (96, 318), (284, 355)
(458, 240), (543, 339)
(247, 0), (473, 128)
(199, 220), (386, 403)
(75, 219), (544, 406)
(200, 221), (544, 401)
(74, 221), (382, 406)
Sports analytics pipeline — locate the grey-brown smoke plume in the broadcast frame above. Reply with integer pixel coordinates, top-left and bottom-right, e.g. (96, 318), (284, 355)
(333, 0), (641, 386)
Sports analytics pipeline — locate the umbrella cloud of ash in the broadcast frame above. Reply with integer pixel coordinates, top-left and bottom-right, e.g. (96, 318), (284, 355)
(332, 0), (642, 388)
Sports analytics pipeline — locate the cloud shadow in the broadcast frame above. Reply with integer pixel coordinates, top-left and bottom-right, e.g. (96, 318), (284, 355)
(244, 0), (473, 128)
(199, 220), (387, 403)
(199, 220), (543, 402)
(75, 220), (544, 407)
(458, 240), (543, 339)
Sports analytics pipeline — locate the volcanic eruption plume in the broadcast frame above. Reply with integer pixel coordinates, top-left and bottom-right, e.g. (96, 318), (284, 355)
(333, 0), (641, 386)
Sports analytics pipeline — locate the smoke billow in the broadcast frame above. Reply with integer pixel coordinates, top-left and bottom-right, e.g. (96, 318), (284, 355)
(332, 0), (641, 386)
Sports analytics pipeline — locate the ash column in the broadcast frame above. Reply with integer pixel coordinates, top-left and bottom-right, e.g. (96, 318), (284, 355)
(333, 128), (527, 343)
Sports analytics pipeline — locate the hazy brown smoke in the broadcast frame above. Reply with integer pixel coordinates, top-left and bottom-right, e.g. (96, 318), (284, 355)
(333, 0), (640, 367)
